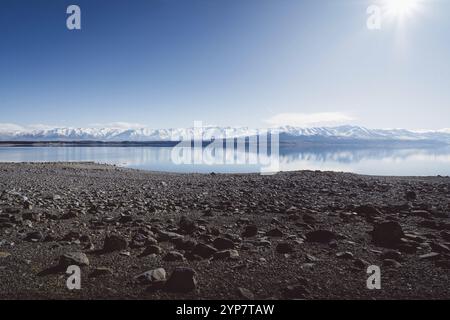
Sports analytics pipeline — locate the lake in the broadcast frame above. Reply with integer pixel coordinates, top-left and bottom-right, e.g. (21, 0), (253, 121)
(0, 145), (450, 176)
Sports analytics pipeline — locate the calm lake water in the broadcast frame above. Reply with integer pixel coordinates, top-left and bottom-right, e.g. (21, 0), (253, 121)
(1, 145), (450, 176)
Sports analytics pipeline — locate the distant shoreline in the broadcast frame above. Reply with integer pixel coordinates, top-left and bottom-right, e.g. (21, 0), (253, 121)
(0, 138), (447, 148)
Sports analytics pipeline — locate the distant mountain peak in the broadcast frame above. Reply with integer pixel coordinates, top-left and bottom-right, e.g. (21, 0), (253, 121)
(0, 125), (449, 144)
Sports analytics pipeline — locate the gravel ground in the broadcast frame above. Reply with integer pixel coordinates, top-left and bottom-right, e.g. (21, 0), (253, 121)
(0, 162), (449, 300)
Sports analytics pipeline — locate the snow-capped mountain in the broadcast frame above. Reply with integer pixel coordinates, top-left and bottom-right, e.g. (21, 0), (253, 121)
(0, 125), (449, 144)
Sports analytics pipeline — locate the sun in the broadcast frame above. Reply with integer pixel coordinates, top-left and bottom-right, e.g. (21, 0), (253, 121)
(385, 0), (420, 18)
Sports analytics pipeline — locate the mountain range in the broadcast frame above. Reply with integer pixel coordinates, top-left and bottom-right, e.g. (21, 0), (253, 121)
(0, 125), (450, 144)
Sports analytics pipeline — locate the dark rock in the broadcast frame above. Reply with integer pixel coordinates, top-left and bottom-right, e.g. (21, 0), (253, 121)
(174, 238), (197, 251)
(381, 250), (403, 262)
(24, 231), (45, 242)
(157, 230), (185, 242)
(166, 267), (197, 292)
(405, 190), (417, 201)
(140, 245), (162, 256)
(179, 216), (197, 234)
(372, 221), (404, 247)
(302, 214), (316, 224)
(192, 243), (217, 258)
(435, 259), (450, 269)
(90, 267), (113, 278)
(212, 237), (235, 250)
(276, 242), (294, 254)
(397, 244), (418, 254)
(418, 220), (440, 230)
(242, 225), (258, 238)
(163, 251), (185, 261)
(265, 228), (284, 237)
(103, 234), (128, 252)
(305, 230), (338, 243)
(353, 258), (369, 269)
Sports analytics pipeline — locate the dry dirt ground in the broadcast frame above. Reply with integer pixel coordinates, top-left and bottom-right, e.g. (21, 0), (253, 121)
(0, 162), (449, 299)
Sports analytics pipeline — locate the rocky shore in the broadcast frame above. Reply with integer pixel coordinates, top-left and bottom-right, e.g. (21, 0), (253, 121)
(0, 162), (449, 299)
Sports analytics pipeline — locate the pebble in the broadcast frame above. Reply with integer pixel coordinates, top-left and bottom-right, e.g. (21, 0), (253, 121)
(59, 252), (89, 268)
(135, 268), (167, 284)
(237, 287), (255, 300)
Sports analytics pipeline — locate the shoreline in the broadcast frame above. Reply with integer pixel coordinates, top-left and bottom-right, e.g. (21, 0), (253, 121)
(0, 161), (449, 179)
(0, 162), (449, 299)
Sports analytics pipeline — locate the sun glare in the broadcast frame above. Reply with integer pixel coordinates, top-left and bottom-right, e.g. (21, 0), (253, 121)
(385, 0), (420, 18)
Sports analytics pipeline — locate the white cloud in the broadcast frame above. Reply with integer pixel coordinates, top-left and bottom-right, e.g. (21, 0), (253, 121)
(264, 112), (355, 127)
(0, 123), (25, 132)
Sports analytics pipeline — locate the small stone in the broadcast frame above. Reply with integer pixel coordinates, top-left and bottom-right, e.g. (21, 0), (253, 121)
(353, 258), (369, 269)
(59, 252), (89, 268)
(336, 251), (354, 259)
(381, 250), (403, 262)
(419, 252), (440, 260)
(441, 231), (450, 242)
(276, 242), (294, 254)
(405, 191), (417, 201)
(141, 245), (162, 256)
(383, 259), (402, 268)
(212, 237), (235, 250)
(305, 230), (338, 243)
(90, 267), (113, 278)
(430, 242), (450, 253)
(157, 230), (185, 242)
(166, 267), (197, 292)
(435, 260), (450, 269)
(237, 287), (254, 300)
(242, 225), (258, 238)
(265, 228), (283, 237)
(163, 251), (185, 261)
(0, 252), (11, 259)
(213, 250), (239, 260)
(174, 238), (197, 250)
(410, 210), (431, 218)
(192, 243), (217, 258)
(103, 234), (128, 252)
(24, 231), (45, 242)
(306, 254), (319, 262)
(135, 268), (167, 284)
(179, 216), (197, 234)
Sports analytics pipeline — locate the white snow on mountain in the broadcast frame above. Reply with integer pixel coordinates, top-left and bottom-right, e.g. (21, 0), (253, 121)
(0, 124), (449, 143)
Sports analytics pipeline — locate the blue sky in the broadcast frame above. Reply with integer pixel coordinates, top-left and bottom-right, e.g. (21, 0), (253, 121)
(0, 0), (449, 130)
